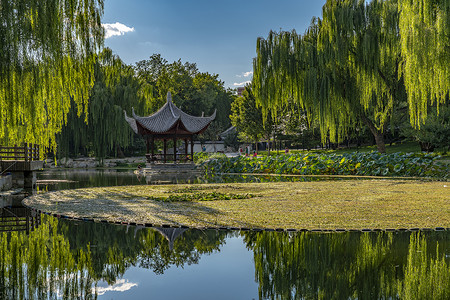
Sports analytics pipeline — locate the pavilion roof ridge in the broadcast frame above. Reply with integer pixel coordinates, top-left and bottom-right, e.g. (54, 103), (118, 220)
(124, 90), (215, 135)
(124, 110), (138, 134)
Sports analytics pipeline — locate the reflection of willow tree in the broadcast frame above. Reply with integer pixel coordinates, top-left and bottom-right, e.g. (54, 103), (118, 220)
(0, 217), (96, 300)
(399, 233), (450, 299)
(138, 229), (226, 275)
(59, 219), (228, 281)
(0, 217), (229, 298)
(244, 231), (449, 299)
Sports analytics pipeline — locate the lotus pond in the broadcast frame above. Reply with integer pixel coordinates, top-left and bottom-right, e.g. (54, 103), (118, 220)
(0, 169), (448, 299)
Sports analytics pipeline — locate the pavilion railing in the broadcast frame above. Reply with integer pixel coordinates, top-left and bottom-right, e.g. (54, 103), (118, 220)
(0, 143), (40, 161)
(146, 153), (193, 163)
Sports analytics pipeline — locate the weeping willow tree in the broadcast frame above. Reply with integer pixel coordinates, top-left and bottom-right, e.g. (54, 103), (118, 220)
(254, 19), (368, 150)
(0, 0), (104, 150)
(57, 48), (152, 160)
(254, 0), (448, 153)
(399, 0), (450, 127)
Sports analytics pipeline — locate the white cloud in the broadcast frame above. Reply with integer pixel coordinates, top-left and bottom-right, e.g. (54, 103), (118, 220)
(236, 71), (253, 78)
(95, 279), (138, 295)
(102, 22), (135, 39)
(233, 80), (251, 87)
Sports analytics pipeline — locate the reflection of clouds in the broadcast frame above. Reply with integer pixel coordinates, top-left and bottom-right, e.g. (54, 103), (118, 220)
(95, 279), (138, 295)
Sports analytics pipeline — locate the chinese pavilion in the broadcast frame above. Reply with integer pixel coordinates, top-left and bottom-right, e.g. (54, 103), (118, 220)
(124, 92), (216, 163)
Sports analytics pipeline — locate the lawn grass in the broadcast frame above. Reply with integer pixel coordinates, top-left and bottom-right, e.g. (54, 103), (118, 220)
(23, 180), (449, 230)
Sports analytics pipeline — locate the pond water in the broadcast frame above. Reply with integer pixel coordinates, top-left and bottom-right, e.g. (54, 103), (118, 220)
(35, 168), (361, 192)
(0, 169), (449, 299)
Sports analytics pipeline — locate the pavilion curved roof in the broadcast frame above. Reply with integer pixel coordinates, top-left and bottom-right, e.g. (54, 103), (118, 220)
(124, 92), (216, 135)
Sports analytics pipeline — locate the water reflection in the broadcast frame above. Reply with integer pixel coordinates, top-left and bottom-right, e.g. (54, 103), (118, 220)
(37, 169), (145, 191)
(36, 169), (360, 192)
(1, 216), (448, 299)
(204, 173), (348, 183)
(243, 231), (449, 299)
(137, 171), (202, 185)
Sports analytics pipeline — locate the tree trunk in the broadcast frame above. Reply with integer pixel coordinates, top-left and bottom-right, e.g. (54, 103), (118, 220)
(116, 145), (125, 158)
(373, 131), (386, 153)
(419, 142), (435, 152)
(360, 113), (386, 153)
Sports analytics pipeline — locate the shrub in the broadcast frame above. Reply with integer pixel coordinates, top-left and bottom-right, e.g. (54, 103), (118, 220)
(201, 152), (448, 179)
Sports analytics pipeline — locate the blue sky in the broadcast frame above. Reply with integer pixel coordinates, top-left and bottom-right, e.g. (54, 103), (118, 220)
(102, 0), (326, 89)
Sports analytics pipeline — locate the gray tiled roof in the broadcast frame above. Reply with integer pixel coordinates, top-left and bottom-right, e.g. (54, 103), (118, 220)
(125, 92), (215, 134)
(124, 110), (138, 134)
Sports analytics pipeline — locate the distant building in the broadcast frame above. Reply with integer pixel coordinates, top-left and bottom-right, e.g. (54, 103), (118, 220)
(237, 87), (245, 97)
(219, 126), (236, 140)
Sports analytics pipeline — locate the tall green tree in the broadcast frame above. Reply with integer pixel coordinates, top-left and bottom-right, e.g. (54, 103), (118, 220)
(230, 86), (274, 150)
(57, 48), (151, 159)
(0, 0), (104, 150)
(319, 0), (405, 152)
(401, 104), (450, 152)
(253, 0), (448, 153)
(399, 0), (450, 127)
(134, 55), (233, 138)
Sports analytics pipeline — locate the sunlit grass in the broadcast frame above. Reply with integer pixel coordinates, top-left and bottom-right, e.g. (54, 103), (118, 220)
(23, 180), (449, 230)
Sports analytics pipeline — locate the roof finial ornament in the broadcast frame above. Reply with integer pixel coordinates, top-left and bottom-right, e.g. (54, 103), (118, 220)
(167, 91), (172, 103)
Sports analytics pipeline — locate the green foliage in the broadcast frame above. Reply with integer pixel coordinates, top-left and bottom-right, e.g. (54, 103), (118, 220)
(167, 185), (244, 193)
(193, 152), (226, 164)
(57, 48), (152, 159)
(253, 0), (449, 153)
(223, 129), (240, 151)
(399, 0), (450, 127)
(401, 105), (450, 152)
(230, 85), (274, 144)
(277, 106), (322, 150)
(202, 151), (448, 179)
(148, 191), (254, 202)
(0, 0), (104, 151)
(134, 55), (234, 139)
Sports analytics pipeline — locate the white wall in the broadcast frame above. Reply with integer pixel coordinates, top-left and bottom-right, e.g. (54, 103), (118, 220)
(193, 141), (225, 153)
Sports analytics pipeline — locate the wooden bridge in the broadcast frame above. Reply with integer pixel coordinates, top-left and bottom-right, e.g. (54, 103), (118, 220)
(0, 143), (40, 161)
(0, 143), (44, 190)
(0, 206), (41, 234)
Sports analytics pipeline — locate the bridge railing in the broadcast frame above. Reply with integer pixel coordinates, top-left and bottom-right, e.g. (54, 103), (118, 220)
(0, 207), (41, 234)
(0, 143), (40, 161)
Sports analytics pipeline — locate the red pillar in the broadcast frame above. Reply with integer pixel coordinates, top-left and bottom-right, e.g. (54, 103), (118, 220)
(191, 136), (194, 161)
(163, 139), (167, 163)
(184, 138), (188, 162)
(173, 137), (177, 162)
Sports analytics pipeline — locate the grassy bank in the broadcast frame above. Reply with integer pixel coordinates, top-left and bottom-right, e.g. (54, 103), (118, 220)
(24, 180), (449, 230)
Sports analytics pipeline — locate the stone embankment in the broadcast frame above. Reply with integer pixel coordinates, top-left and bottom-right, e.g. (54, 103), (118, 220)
(0, 175), (12, 191)
(43, 157), (146, 169)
